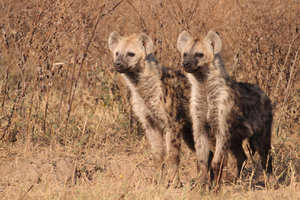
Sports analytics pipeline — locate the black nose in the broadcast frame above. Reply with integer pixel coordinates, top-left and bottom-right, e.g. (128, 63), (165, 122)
(182, 61), (191, 68)
(114, 61), (122, 68)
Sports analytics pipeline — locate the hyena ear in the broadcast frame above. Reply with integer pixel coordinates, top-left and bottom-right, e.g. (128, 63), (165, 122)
(177, 31), (192, 52)
(205, 30), (222, 54)
(108, 31), (122, 52)
(138, 33), (155, 55)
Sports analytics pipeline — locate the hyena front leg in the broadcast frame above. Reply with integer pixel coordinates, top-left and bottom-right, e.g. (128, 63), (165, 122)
(194, 127), (211, 186)
(165, 126), (181, 185)
(145, 127), (165, 181)
(212, 132), (230, 186)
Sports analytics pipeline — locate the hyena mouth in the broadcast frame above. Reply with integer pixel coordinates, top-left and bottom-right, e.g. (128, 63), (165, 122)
(184, 66), (200, 73)
(115, 67), (131, 73)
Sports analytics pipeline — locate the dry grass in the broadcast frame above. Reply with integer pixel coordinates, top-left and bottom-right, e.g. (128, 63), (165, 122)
(0, 0), (299, 199)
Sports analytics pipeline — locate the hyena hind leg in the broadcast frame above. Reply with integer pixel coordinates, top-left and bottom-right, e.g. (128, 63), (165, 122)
(225, 140), (247, 183)
(165, 128), (181, 186)
(257, 140), (273, 175)
(181, 123), (196, 152)
(250, 131), (273, 175)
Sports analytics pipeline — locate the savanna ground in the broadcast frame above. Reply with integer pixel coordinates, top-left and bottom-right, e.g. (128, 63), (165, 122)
(0, 0), (299, 199)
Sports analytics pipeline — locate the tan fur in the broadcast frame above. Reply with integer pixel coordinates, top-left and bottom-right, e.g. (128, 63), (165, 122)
(109, 32), (195, 185)
(177, 30), (273, 186)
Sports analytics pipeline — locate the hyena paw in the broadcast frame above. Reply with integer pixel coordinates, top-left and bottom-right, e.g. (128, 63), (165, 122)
(188, 173), (209, 190)
(222, 173), (238, 184)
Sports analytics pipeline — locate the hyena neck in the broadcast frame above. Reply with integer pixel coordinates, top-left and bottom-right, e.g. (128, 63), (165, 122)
(137, 58), (162, 97)
(188, 53), (229, 93)
(189, 54), (229, 85)
(211, 53), (229, 79)
(189, 70), (208, 83)
(123, 71), (140, 86)
(123, 54), (161, 87)
(123, 55), (162, 100)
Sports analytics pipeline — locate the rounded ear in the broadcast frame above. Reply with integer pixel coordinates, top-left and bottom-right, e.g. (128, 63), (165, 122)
(205, 30), (222, 54)
(108, 31), (122, 52)
(138, 33), (155, 55)
(177, 31), (192, 52)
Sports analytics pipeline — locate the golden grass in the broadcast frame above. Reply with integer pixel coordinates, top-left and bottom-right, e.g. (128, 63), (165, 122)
(0, 0), (299, 199)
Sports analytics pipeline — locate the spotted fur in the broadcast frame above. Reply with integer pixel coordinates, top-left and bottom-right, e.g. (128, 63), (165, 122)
(177, 30), (273, 185)
(108, 32), (196, 183)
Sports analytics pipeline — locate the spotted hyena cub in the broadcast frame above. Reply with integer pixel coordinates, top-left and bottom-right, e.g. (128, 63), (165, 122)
(108, 32), (196, 184)
(177, 30), (273, 185)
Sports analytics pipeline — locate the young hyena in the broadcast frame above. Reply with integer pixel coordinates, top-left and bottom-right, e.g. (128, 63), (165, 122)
(177, 30), (273, 185)
(108, 32), (197, 184)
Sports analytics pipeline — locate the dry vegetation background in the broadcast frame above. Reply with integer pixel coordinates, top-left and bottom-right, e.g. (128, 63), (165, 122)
(0, 0), (299, 199)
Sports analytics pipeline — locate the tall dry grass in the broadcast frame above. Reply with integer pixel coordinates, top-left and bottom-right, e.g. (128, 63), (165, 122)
(0, 0), (299, 199)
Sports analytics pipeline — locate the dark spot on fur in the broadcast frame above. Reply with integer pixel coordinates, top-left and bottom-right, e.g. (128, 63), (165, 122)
(194, 38), (200, 42)
(164, 97), (166, 103)
(198, 160), (205, 165)
(171, 139), (180, 149)
(145, 114), (155, 128)
(165, 88), (168, 95)
(171, 139), (177, 144)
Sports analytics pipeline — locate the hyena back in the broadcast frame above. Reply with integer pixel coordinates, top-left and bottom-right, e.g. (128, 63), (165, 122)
(177, 30), (273, 185)
(108, 32), (196, 183)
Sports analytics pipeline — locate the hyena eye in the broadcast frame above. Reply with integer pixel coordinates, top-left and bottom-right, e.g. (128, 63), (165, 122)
(183, 53), (187, 57)
(127, 52), (135, 57)
(116, 52), (119, 56)
(195, 53), (204, 58)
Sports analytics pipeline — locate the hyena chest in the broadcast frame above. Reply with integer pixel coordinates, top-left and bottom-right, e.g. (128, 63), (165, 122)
(131, 91), (167, 130)
(207, 94), (232, 125)
(206, 100), (215, 122)
(198, 96), (218, 124)
(192, 86), (231, 127)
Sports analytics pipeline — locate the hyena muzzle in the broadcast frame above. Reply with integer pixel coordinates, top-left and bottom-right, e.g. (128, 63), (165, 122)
(177, 30), (273, 185)
(108, 32), (200, 185)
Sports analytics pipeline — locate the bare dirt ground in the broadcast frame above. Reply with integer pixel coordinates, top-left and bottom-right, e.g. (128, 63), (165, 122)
(1, 140), (300, 199)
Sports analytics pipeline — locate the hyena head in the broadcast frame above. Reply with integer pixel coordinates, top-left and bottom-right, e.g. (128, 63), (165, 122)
(177, 30), (222, 73)
(108, 32), (155, 73)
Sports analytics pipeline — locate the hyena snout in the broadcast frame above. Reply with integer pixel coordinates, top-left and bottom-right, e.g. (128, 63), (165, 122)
(182, 60), (199, 73)
(182, 61), (191, 68)
(114, 61), (122, 67)
(113, 60), (129, 73)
